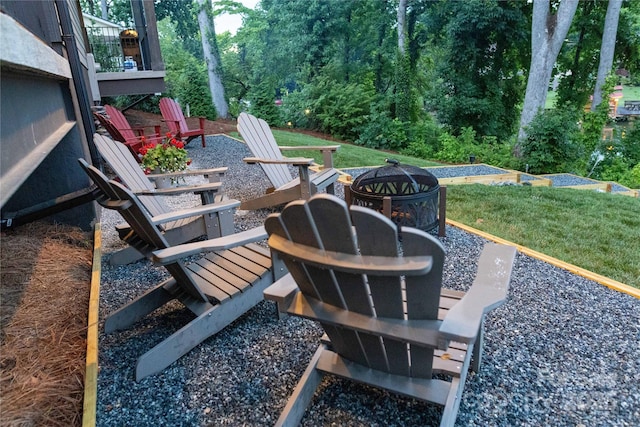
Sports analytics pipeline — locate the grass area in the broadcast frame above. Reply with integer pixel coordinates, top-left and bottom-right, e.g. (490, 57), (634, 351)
(231, 129), (441, 168)
(233, 127), (640, 289)
(445, 184), (640, 288)
(621, 84), (640, 102)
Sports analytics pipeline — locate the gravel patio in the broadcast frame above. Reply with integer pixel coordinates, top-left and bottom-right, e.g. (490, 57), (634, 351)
(96, 135), (639, 426)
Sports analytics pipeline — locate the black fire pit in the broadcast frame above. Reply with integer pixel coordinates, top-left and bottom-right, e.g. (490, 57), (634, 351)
(345, 159), (445, 236)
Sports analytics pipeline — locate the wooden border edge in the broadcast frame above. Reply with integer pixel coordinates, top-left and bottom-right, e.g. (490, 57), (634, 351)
(445, 219), (640, 300)
(82, 222), (101, 427)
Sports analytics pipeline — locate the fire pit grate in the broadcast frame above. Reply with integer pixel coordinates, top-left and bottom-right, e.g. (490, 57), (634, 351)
(346, 159), (445, 236)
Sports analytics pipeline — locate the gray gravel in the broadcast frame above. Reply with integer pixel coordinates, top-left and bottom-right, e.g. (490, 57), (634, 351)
(97, 135), (640, 426)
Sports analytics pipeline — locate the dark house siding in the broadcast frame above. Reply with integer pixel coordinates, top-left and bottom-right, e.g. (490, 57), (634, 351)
(0, 2), (96, 230)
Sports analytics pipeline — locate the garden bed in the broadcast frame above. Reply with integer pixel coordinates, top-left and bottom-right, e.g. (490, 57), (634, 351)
(0, 221), (93, 426)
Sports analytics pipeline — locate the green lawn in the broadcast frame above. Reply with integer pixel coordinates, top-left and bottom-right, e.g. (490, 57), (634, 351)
(445, 184), (640, 288)
(231, 129), (441, 168)
(233, 128), (640, 288)
(621, 84), (640, 102)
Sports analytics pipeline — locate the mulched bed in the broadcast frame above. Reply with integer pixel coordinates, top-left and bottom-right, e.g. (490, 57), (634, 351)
(0, 221), (93, 426)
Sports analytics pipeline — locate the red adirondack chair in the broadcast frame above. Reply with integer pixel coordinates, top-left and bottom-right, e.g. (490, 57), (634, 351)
(94, 105), (163, 159)
(159, 97), (206, 147)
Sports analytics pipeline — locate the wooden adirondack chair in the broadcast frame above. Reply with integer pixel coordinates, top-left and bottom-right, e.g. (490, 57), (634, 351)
(237, 112), (341, 210)
(94, 134), (236, 265)
(263, 194), (516, 427)
(79, 159), (276, 381)
(93, 105), (163, 158)
(159, 97), (206, 147)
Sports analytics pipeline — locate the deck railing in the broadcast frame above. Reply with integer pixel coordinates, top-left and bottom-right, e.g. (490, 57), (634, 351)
(86, 26), (150, 73)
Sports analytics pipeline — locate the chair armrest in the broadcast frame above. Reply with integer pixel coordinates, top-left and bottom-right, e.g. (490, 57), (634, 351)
(130, 125), (161, 134)
(152, 226), (267, 264)
(148, 167), (227, 182)
(149, 199), (240, 226)
(263, 272), (300, 309)
(268, 234), (432, 276)
(243, 157), (314, 166)
(279, 145), (340, 152)
(439, 243), (516, 345)
(280, 145), (339, 168)
(135, 181), (222, 197)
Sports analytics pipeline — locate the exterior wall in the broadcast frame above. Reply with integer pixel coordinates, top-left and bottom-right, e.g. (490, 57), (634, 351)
(0, 2), (96, 230)
(0, 0), (166, 230)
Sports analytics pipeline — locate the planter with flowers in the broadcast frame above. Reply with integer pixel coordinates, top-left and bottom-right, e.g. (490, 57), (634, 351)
(139, 133), (192, 188)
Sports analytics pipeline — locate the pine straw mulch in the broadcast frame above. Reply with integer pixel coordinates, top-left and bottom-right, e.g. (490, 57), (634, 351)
(0, 221), (93, 426)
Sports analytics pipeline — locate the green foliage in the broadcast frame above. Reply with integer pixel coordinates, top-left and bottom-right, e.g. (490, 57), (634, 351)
(102, 95), (162, 114)
(576, 75), (615, 158)
(588, 122), (640, 189)
(554, 1), (607, 109)
(247, 79), (281, 125)
(355, 105), (408, 151)
(395, 53), (412, 123)
(426, 0), (528, 141)
(159, 19), (216, 120)
(521, 109), (582, 174)
(174, 61), (217, 120)
(280, 76), (374, 141)
(264, 129), (440, 169)
(399, 119), (442, 159)
(139, 136), (190, 174)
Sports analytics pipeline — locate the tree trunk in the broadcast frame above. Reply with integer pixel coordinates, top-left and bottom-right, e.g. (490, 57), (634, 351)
(196, 0), (229, 118)
(397, 0), (407, 54)
(516, 0), (579, 149)
(591, 0), (623, 111)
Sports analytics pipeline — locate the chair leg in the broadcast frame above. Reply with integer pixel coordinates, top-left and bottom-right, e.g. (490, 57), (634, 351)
(439, 377), (463, 427)
(134, 276), (268, 381)
(104, 279), (176, 333)
(108, 245), (145, 265)
(471, 319), (484, 373)
(275, 345), (325, 427)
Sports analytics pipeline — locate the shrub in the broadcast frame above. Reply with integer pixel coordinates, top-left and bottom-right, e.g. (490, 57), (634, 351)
(399, 119), (442, 159)
(588, 122), (640, 189)
(355, 107), (408, 151)
(521, 108), (582, 174)
(248, 79), (281, 126)
(432, 127), (478, 164)
(174, 61), (217, 120)
(280, 76), (374, 141)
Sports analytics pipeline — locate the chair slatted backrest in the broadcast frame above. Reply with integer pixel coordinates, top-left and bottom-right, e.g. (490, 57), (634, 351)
(104, 105), (137, 141)
(265, 195), (445, 378)
(94, 112), (127, 143)
(78, 158), (208, 302)
(159, 98), (188, 136)
(94, 134), (168, 218)
(237, 112), (293, 189)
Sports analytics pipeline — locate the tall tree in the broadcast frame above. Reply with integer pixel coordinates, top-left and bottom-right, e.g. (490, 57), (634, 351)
(196, 0), (229, 118)
(395, 0), (410, 122)
(591, 0), (623, 111)
(516, 0), (579, 146)
(430, 0), (529, 141)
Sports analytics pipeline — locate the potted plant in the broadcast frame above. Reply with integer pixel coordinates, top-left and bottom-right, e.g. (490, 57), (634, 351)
(139, 133), (192, 187)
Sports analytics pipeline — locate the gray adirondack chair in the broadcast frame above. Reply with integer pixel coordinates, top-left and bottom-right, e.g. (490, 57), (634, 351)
(263, 194), (516, 427)
(237, 112), (341, 210)
(94, 133), (237, 265)
(79, 159), (276, 381)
